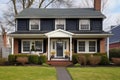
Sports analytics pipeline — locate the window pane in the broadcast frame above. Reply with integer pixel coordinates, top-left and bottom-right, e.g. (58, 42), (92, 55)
(56, 24), (64, 30)
(35, 41), (42, 52)
(89, 41), (96, 52)
(23, 41), (30, 52)
(80, 20), (90, 30)
(53, 41), (55, 49)
(31, 20), (39, 30)
(56, 19), (65, 30)
(78, 41), (85, 52)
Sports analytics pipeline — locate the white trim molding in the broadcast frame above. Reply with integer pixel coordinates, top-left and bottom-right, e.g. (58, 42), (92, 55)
(11, 37), (14, 54)
(21, 39), (43, 53)
(107, 37), (109, 59)
(29, 19), (40, 30)
(77, 39), (97, 53)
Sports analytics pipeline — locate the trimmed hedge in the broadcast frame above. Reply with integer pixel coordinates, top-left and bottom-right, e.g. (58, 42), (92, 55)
(109, 49), (120, 60)
(39, 56), (47, 64)
(29, 55), (39, 64)
(72, 53), (110, 65)
(72, 54), (78, 64)
(8, 54), (47, 65)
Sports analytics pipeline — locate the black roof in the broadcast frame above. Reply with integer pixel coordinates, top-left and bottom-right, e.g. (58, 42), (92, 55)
(16, 8), (105, 18)
(11, 30), (109, 34)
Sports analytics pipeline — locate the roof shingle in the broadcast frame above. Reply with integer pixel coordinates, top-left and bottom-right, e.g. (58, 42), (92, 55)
(16, 8), (105, 18)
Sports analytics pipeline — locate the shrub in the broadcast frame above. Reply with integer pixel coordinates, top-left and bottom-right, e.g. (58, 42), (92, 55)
(8, 55), (16, 63)
(109, 49), (120, 60)
(16, 57), (28, 65)
(0, 58), (7, 65)
(38, 55), (47, 64)
(88, 56), (101, 65)
(72, 54), (78, 64)
(77, 54), (87, 66)
(29, 55), (39, 64)
(111, 58), (120, 65)
(99, 55), (110, 65)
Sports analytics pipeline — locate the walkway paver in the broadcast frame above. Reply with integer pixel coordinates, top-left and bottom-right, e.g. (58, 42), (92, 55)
(56, 67), (72, 80)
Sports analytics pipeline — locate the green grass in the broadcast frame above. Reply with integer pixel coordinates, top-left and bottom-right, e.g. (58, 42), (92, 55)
(0, 66), (56, 80)
(68, 67), (120, 80)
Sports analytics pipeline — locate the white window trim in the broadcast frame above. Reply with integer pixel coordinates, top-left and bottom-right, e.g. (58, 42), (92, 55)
(29, 19), (40, 30)
(79, 19), (90, 30)
(77, 40), (97, 53)
(55, 19), (66, 30)
(21, 40), (43, 53)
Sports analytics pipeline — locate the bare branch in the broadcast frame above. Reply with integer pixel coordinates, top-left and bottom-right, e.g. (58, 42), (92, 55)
(12, 0), (18, 15)
(44, 0), (55, 8)
(39, 0), (45, 8)
(26, 0), (35, 8)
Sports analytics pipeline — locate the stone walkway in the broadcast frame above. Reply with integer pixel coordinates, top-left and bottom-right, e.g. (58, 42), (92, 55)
(56, 67), (72, 80)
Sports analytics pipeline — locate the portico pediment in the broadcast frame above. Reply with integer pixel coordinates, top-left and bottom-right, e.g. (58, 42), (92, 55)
(45, 29), (74, 38)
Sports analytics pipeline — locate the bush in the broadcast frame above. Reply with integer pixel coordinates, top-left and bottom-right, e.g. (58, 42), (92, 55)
(109, 49), (120, 60)
(16, 57), (28, 65)
(88, 56), (101, 65)
(0, 58), (7, 65)
(77, 54), (87, 66)
(111, 58), (120, 65)
(38, 55), (47, 64)
(8, 55), (16, 63)
(99, 55), (110, 65)
(29, 55), (39, 64)
(72, 54), (78, 64)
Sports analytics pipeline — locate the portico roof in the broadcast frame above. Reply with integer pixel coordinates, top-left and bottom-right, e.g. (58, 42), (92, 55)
(45, 29), (74, 38)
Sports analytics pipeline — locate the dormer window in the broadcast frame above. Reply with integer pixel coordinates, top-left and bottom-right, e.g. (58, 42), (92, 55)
(55, 19), (65, 30)
(79, 19), (90, 30)
(30, 19), (40, 30)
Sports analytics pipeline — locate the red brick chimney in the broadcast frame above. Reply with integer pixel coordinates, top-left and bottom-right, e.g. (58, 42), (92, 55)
(94, 0), (101, 11)
(2, 32), (7, 48)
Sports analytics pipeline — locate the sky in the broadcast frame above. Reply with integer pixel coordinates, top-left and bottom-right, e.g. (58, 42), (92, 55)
(0, 0), (120, 31)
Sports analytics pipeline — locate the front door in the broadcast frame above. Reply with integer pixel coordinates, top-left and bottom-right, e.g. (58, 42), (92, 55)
(56, 41), (63, 57)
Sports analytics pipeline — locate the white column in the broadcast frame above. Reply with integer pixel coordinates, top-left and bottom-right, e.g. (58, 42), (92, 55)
(11, 37), (14, 54)
(107, 37), (109, 59)
(70, 37), (72, 61)
(48, 37), (50, 61)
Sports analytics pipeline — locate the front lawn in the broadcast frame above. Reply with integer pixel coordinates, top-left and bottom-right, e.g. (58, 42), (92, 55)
(0, 66), (56, 80)
(68, 67), (120, 80)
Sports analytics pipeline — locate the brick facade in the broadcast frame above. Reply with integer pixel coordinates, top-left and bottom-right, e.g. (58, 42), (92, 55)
(14, 39), (18, 54)
(94, 0), (101, 11)
(110, 42), (120, 49)
(100, 38), (105, 53)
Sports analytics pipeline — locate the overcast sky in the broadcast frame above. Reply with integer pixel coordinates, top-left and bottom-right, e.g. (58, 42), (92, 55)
(0, 0), (120, 31)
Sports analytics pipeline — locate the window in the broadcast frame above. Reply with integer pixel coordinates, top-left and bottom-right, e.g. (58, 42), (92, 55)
(89, 41), (96, 52)
(35, 41), (43, 52)
(23, 41), (30, 52)
(55, 19), (65, 30)
(22, 40), (43, 53)
(77, 40), (97, 53)
(78, 41), (85, 52)
(79, 20), (90, 30)
(52, 41), (55, 50)
(30, 19), (40, 30)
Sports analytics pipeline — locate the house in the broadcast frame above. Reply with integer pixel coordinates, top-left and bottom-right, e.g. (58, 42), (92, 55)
(10, 0), (111, 61)
(109, 25), (120, 49)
